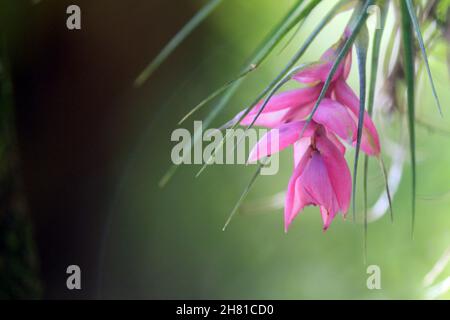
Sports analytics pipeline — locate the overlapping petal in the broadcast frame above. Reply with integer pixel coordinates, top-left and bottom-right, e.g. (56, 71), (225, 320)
(316, 133), (352, 214)
(293, 43), (352, 84)
(311, 98), (356, 143)
(334, 79), (381, 156)
(248, 121), (317, 163)
(230, 86), (321, 128)
(284, 147), (343, 231)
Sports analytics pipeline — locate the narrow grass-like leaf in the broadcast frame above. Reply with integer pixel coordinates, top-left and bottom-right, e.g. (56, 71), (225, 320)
(353, 24), (369, 223)
(178, 65), (257, 125)
(406, 0), (442, 116)
(135, 0), (223, 87)
(222, 162), (265, 231)
(250, 0), (321, 67)
(278, 16), (306, 54)
(353, 20), (369, 265)
(367, 1), (388, 116)
(279, 0), (352, 54)
(363, 149), (369, 264)
(364, 0), (391, 230)
(400, 0), (416, 237)
(379, 157), (393, 220)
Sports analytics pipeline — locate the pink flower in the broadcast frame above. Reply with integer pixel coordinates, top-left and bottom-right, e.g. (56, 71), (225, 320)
(284, 128), (351, 231)
(226, 31), (381, 231)
(248, 122), (351, 231)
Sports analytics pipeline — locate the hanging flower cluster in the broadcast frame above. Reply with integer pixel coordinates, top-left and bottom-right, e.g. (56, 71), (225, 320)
(228, 32), (380, 231)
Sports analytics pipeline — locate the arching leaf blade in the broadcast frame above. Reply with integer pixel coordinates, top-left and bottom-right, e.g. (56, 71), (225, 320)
(135, 0), (223, 87)
(400, 0), (416, 237)
(405, 0), (442, 116)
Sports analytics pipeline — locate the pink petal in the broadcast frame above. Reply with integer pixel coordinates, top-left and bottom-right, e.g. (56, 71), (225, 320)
(234, 86), (321, 128)
(285, 150), (340, 231)
(293, 61), (344, 84)
(325, 131), (346, 154)
(334, 80), (381, 155)
(239, 109), (291, 128)
(342, 50), (352, 80)
(248, 121), (317, 163)
(316, 134), (352, 214)
(312, 98), (356, 143)
(320, 206), (338, 231)
(280, 101), (315, 123)
(300, 151), (340, 215)
(244, 86), (319, 117)
(293, 43), (352, 84)
(284, 148), (312, 231)
(293, 138), (312, 168)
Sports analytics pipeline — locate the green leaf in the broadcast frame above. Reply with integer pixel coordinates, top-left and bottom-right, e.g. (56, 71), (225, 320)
(178, 65), (257, 125)
(378, 157), (393, 221)
(353, 23), (369, 223)
(135, 0), (223, 87)
(354, 24), (368, 266)
(222, 162), (265, 231)
(364, 0), (392, 233)
(400, 0), (416, 237)
(406, 0), (442, 116)
(367, 1), (388, 117)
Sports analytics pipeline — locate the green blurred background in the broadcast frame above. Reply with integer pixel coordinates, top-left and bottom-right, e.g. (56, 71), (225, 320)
(1, 0), (450, 299)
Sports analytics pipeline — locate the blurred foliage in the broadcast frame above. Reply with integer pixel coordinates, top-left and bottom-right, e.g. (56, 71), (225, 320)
(437, 0), (450, 23)
(0, 37), (42, 299)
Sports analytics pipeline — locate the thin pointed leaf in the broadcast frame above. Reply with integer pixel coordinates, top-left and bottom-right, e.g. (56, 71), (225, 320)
(353, 24), (369, 223)
(367, 1), (388, 116)
(135, 0), (223, 87)
(400, 0), (416, 237)
(222, 162), (265, 231)
(280, 0), (352, 55)
(364, 1), (392, 226)
(363, 150), (369, 264)
(278, 14), (306, 54)
(406, 0), (442, 116)
(178, 65), (257, 125)
(379, 157), (393, 222)
(353, 19), (369, 264)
